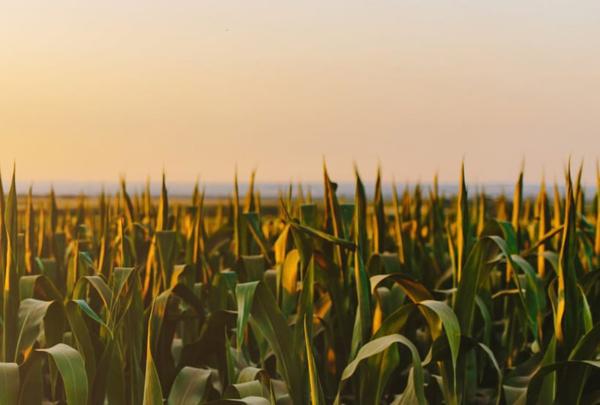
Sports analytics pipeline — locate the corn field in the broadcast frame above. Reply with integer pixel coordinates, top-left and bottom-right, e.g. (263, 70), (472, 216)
(0, 162), (599, 405)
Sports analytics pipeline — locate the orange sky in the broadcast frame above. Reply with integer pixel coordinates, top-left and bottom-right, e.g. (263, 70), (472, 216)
(1, 1), (599, 184)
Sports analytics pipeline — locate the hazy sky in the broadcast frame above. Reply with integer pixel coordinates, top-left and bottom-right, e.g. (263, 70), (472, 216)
(1, 1), (599, 184)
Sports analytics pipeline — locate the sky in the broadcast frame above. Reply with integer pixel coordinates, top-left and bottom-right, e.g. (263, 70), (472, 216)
(1, 1), (599, 186)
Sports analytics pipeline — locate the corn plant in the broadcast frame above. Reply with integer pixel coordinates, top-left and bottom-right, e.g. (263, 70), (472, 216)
(0, 161), (598, 404)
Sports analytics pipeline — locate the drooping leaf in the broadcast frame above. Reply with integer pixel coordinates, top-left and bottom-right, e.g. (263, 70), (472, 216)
(336, 334), (425, 405)
(37, 343), (89, 405)
(167, 366), (212, 405)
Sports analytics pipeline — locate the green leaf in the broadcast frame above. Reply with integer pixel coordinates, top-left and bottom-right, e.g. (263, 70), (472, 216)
(37, 343), (89, 405)
(73, 299), (110, 333)
(65, 300), (98, 386)
(15, 299), (55, 363)
(419, 300), (461, 404)
(156, 230), (178, 289)
(554, 168), (582, 349)
(370, 273), (432, 303)
(304, 316), (325, 405)
(236, 281), (303, 405)
(286, 219), (355, 251)
(351, 190), (372, 354)
(372, 165), (386, 254)
(224, 380), (266, 399)
(244, 213), (272, 266)
(143, 299), (165, 405)
(527, 360), (600, 405)
(3, 168), (19, 363)
(337, 334), (425, 405)
(456, 161), (470, 283)
(167, 367), (212, 405)
(454, 235), (499, 335)
(19, 275), (62, 301)
(361, 303), (416, 404)
(419, 300), (461, 379)
(0, 363), (19, 405)
(235, 281), (259, 350)
(353, 166), (370, 263)
(207, 398), (270, 405)
(73, 275), (113, 313)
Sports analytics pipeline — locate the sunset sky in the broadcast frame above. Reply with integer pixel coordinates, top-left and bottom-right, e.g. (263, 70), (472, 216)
(1, 1), (599, 185)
